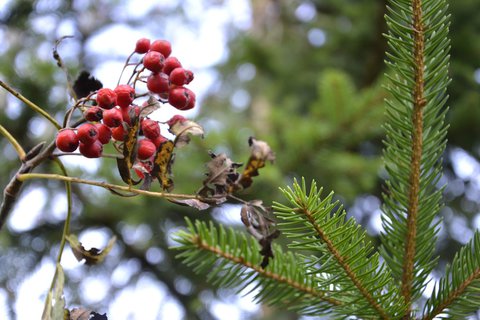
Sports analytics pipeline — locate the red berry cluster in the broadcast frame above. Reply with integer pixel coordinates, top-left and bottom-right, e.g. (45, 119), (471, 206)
(136, 38), (195, 110)
(55, 38), (197, 162)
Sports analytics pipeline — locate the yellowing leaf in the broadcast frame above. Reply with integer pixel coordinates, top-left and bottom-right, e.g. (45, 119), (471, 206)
(66, 234), (116, 265)
(41, 264), (66, 320)
(151, 140), (175, 191)
(116, 120), (141, 186)
(237, 137), (275, 189)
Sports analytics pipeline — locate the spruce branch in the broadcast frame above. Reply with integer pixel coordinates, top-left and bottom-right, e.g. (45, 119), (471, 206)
(173, 218), (342, 316)
(274, 179), (404, 319)
(381, 0), (450, 315)
(422, 232), (480, 319)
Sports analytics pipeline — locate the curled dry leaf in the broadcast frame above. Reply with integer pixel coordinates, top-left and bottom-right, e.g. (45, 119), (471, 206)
(198, 151), (242, 197)
(66, 234), (117, 265)
(168, 117), (204, 148)
(150, 140), (175, 191)
(139, 95), (161, 118)
(237, 137), (275, 189)
(69, 309), (108, 320)
(168, 198), (211, 210)
(240, 200), (279, 268)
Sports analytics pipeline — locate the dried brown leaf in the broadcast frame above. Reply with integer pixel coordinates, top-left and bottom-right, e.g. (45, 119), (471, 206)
(198, 152), (242, 197)
(66, 234), (116, 265)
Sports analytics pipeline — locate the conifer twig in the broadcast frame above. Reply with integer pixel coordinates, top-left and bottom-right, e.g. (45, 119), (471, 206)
(402, 0), (427, 314)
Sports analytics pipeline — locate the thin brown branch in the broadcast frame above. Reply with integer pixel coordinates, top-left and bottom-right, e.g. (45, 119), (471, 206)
(16, 172), (222, 202)
(0, 80), (61, 129)
(401, 0), (427, 316)
(193, 235), (343, 307)
(0, 141), (57, 231)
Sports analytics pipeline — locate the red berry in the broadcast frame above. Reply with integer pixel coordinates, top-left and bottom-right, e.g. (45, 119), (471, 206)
(147, 72), (169, 96)
(135, 38), (150, 54)
(77, 123), (99, 144)
(112, 125), (127, 141)
(79, 141), (103, 158)
(56, 129), (79, 152)
(169, 68), (194, 86)
(137, 139), (157, 160)
(103, 108), (123, 128)
(152, 135), (168, 149)
(143, 51), (165, 73)
(95, 123), (112, 144)
(167, 115), (187, 127)
(141, 119), (160, 140)
(96, 88), (117, 109)
(150, 40), (172, 58)
(84, 106), (103, 122)
(168, 87), (196, 110)
(114, 84), (135, 108)
(162, 57), (182, 75)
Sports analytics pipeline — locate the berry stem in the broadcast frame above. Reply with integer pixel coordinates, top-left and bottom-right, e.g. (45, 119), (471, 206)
(0, 125), (26, 160)
(17, 173), (220, 202)
(0, 79), (62, 130)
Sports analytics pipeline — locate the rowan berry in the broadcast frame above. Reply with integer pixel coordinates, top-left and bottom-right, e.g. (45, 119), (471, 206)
(146, 72), (169, 96)
(135, 38), (151, 54)
(114, 84), (135, 108)
(162, 57), (182, 75)
(103, 108), (123, 128)
(79, 140), (103, 158)
(169, 68), (194, 86)
(112, 125), (127, 141)
(96, 88), (117, 109)
(137, 139), (157, 160)
(167, 115), (187, 127)
(84, 106), (103, 122)
(95, 123), (112, 144)
(143, 51), (165, 73)
(56, 129), (79, 152)
(141, 119), (160, 140)
(150, 40), (172, 58)
(168, 87), (196, 110)
(77, 123), (99, 144)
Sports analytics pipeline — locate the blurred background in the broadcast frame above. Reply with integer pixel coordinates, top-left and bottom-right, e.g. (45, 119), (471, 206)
(0, 0), (480, 319)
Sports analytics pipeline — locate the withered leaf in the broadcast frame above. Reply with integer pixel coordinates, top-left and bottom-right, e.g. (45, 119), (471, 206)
(66, 234), (116, 265)
(139, 95), (161, 118)
(69, 309), (107, 320)
(198, 151), (242, 197)
(116, 120), (141, 186)
(69, 308), (91, 320)
(73, 71), (102, 99)
(240, 201), (279, 268)
(169, 198), (211, 210)
(237, 137), (275, 189)
(169, 118), (204, 148)
(151, 140), (175, 191)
